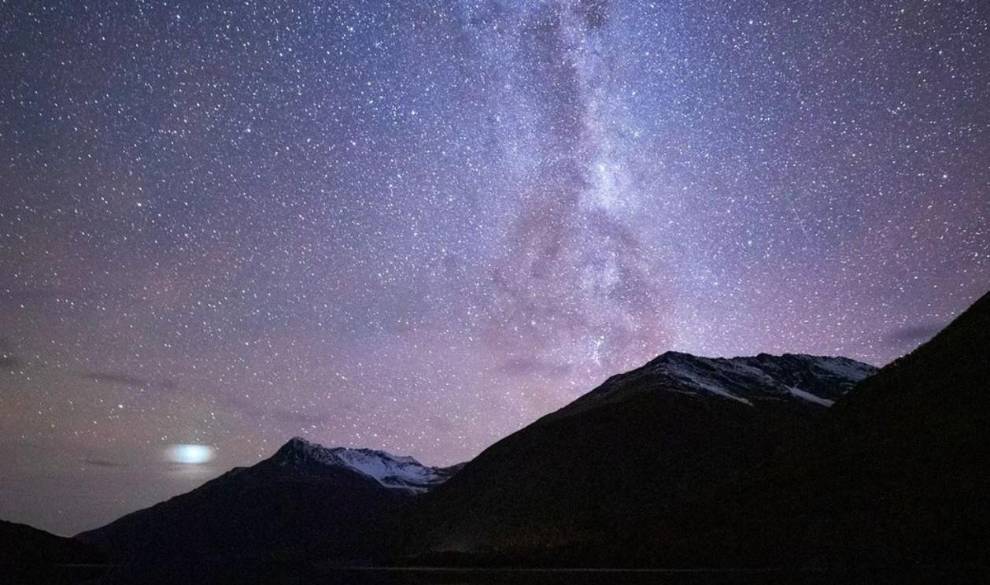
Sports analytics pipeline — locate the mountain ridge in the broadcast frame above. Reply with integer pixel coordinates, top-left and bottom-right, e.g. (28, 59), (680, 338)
(565, 351), (876, 414)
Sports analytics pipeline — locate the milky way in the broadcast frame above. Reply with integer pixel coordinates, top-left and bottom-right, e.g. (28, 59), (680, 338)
(1, 1), (988, 534)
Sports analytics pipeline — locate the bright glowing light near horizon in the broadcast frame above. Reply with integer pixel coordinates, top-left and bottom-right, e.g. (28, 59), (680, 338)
(166, 444), (215, 465)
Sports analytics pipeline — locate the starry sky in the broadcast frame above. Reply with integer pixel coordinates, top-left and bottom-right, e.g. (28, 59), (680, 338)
(1, 0), (988, 536)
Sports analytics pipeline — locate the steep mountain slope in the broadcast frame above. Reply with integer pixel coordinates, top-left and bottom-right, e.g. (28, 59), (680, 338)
(1, 519), (106, 584)
(79, 437), (459, 582)
(402, 353), (875, 560)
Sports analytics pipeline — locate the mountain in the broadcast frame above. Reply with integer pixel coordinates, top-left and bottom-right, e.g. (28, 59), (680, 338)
(560, 352), (874, 413)
(273, 437), (463, 492)
(401, 352), (876, 562)
(66, 290), (990, 577)
(79, 437), (460, 582)
(1, 519), (106, 584)
(654, 290), (990, 569)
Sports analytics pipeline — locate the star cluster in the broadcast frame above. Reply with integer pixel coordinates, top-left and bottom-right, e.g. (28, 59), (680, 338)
(1, 0), (987, 535)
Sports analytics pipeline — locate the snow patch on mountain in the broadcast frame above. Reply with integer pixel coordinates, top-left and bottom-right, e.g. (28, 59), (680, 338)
(664, 360), (755, 406)
(812, 357), (877, 381)
(273, 437), (459, 492)
(788, 386), (835, 407)
(567, 351), (877, 415)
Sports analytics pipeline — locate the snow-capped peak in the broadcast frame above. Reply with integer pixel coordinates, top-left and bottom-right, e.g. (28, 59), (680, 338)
(272, 437), (459, 492)
(570, 351), (877, 413)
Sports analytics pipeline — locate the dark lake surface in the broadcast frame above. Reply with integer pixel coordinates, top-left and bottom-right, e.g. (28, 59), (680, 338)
(269, 566), (984, 585)
(49, 563), (984, 585)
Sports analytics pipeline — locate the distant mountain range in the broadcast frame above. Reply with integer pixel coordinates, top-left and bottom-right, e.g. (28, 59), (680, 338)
(4, 291), (988, 583)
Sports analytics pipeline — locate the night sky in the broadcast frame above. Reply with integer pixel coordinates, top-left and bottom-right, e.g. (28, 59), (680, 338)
(1, 0), (988, 536)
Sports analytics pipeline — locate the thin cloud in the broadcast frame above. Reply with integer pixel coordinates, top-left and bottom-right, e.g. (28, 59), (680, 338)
(80, 371), (178, 391)
(500, 356), (574, 378)
(884, 323), (943, 347)
(82, 458), (129, 469)
(81, 372), (154, 388)
(0, 354), (23, 370)
(0, 338), (24, 371)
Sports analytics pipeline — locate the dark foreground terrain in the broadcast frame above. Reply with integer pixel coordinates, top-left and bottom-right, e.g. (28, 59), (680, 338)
(78, 564), (990, 585)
